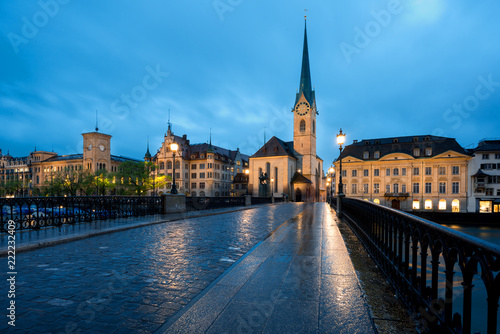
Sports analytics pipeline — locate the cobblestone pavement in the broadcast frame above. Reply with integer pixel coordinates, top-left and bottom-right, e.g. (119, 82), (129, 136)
(1, 203), (307, 333)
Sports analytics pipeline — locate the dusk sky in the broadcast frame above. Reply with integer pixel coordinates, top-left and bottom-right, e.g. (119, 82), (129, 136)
(1, 0), (499, 167)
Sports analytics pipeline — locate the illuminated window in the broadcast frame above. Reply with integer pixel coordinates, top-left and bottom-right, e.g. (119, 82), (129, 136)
(374, 199), (380, 204)
(479, 201), (492, 213)
(412, 200), (420, 210)
(425, 200), (432, 210)
(452, 200), (460, 212)
(439, 199), (446, 210)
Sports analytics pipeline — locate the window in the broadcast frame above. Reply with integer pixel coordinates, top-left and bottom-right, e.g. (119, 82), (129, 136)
(393, 168), (399, 176)
(191, 173), (197, 179)
(199, 164), (205, 169)
(208, 172), (213, 178)
(439, 182), (446, 194)
(199, 173), (205, 179)
(342, 170), (347, 177)
(191, 183), (197, 189)
(175, 161), (180, 169)
(413, 148), (420, 157)
(300, 120), (306, 132)
(439, 167), (446, 175)
(425, 182), (432, 193)
(425, 167), (432, 175)
(425, 200), (433, 210)
(412, 200), (420, 210)
(199, 182), (205, 189)
(452, 182), (459, 194)
(452, 200), (460, 212)
(386, 185), (390, 193)
(480, 163), (497, 170)
(363, 184), (369, 193)
(496, 154), (500, 159)
(352, 170), (357, 177)
(439, 199), (447, 210)
(413, 167), (419, 176)
(401, 184), (406, 193)
(402, 168), (406, 176)
(351, 184), (357, 194)
(167, 161), (172, 169)
(208, 163), (213, 168)
(374, 151), (380, 159)
(479, 201), (492, 213)
(374, 183), (380, 193)
(482, 154), (490, 159)
(486, 188), (494, 196)
(452, 166), (459, 175)
(386, 169), (390, 176)
(363, 169), (369, 177)
(363, 151), (369, 159)
(393, 184), (399, 193)
(208, 155), (213, 159)
(374, 169), (380, 177)
(425, 148), (432, 156)
(374, 199), (380, 204)
(160, 162), (165, 170)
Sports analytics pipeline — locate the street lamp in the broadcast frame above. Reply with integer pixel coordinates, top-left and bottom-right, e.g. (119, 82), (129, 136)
(328, 166), (334, 204)
(337, 129), (346, 218)
(245, 169), (250, 195)
(271, 177), (274, 198)
(170, 142), (179, 194)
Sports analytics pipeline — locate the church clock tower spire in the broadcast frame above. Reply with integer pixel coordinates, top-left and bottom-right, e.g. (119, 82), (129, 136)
(292, 16), (319, 200)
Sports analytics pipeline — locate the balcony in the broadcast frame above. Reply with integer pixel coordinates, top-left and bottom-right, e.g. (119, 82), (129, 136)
(384, 192), (410, 199)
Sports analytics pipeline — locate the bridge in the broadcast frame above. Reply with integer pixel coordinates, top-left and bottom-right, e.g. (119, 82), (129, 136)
(1, 197), (499, 333)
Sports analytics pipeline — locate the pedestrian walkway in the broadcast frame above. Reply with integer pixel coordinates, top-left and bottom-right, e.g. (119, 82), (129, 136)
(0, 204), (271, 256)
(158, 203), (376, 333)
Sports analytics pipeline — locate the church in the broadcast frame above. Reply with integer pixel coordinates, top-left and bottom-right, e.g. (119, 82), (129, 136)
(248, 20), (325, 202)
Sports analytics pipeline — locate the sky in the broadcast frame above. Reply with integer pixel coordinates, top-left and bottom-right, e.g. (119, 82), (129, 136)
(1, 0), (499, 167)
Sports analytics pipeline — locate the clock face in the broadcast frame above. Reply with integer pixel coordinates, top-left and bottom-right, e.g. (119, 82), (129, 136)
(99, 144), (106, 151)
(87, 144), (92, 151)
(295, 101), (310, 116)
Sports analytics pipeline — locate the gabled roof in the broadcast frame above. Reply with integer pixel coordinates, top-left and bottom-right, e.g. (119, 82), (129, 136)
(189, 143), (249, 162)
(251, 136), (297, 159)
(338, 135), (468, 161)
(290, 172), (312, 184)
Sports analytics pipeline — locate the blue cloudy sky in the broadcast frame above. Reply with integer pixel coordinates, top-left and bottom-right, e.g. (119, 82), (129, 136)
(1, 0), (499, 167)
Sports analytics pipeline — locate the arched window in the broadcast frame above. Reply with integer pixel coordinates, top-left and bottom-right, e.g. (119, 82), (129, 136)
(374, 199), (380, 204)
(160, 162), (165, 170)
(175, 161), (180, 169)
(452, 199), (460, 212)
(167, 161), (172, 169)
(425, 199), (432, 210)
(412, 200), (420, 210)
(191, 191), (197, 197)
(439, 199), (447, 210)
(266, 162), (271, 177)
(199, 191), (205, 197)
(274, 167), (278, 192)
(300, 120), (306, 132)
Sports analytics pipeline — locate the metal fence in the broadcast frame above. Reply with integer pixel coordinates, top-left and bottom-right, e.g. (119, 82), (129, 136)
(332, 197), (500, 334)
(1, 196), (162, 232)
(186, 196), (246, 211)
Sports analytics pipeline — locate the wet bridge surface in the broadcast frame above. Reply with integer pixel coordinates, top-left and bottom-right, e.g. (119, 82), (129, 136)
(1, 203), (377, 333)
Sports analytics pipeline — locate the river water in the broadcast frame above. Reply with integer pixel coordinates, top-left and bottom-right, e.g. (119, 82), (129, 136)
(437, 224), (500, 333)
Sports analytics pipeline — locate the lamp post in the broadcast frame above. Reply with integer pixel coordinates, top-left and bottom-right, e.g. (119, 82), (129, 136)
(245, 169), (250, 195)
(271, 178), (274, 199)
(328, 166), (334, 204)
(337, 129), (346, 218)
(170, 142), (179, 194)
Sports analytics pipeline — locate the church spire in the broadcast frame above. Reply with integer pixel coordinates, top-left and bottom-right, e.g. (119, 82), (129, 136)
(295, 19), (314, 106)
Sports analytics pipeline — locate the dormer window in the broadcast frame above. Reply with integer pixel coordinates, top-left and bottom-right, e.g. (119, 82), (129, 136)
(393, 138), (399, 143)
(374, 140), (380, 144)
(424, 136), (430, 141)
(374, 151), (380, 159)
(364, 141), (370, 145)
(363, 151), (369, 159)
(413, 137), (419, 142)
(425, 148), (432, 156)
(413, 148), (420, 157)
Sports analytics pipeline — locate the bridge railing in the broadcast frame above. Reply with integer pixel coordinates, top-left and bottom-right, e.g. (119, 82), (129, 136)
(1, 196), (162, 232)
(332, 197), (500, 334)
(186, 196), (246, 211)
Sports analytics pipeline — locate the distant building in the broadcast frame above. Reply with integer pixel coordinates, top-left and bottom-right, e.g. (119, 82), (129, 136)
(467, 139), (500, 213)
(147, 125), (249, 196)
(248, 20), (325, 202)
(335, 135), (471, 212)
(0, 131), (139, 196)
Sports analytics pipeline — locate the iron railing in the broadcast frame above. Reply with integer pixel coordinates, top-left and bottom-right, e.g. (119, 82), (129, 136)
(332, 198), (500, 334)
(186, 196), (246, 211)
(1, 196), (162, 232)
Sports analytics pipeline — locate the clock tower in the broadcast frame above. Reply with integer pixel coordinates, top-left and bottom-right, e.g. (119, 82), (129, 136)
(82, 131), (111, 172)
(293, 19), (318, 190)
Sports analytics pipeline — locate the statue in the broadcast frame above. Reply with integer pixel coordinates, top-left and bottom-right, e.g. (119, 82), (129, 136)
(258, 172), (270, 197)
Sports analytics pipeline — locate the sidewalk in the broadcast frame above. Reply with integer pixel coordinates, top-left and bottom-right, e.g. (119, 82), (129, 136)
(157, 203), (376, 334)
(0, 205), (271, 257)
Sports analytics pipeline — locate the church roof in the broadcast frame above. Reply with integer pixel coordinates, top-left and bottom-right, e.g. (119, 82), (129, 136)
(250, 136), (297, 159)
(290, 172), (312, 184)
(295, 20), (315, 106)
(338, 135), (468, 161)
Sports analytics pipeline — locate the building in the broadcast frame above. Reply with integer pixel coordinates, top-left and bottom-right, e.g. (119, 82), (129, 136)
(248, 20), (324, 202)
(468, 139), (500, 213)
(0, 130), (139, 196)
(335, 135), (471, 212)
(148, 125), (249, 196)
